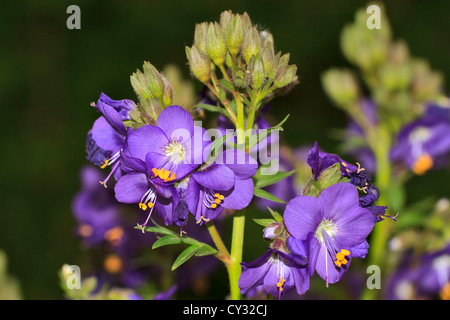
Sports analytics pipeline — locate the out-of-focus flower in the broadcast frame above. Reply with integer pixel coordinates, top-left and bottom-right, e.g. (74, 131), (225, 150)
(390, 102), (450, 175)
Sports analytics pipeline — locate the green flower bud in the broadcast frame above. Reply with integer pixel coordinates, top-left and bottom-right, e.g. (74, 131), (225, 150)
(207, 22), (227, 66)
(220, 10), (233, 32)
(321, 68), (359, 108)
(194, 22), (209, 54)
(274, 64), (297, 88)
(261, 43), (275, 73)
(263, 222), (284, 240)
(143, 61), (165, 99)
(232, 67), (250, 88)
(160, 73), (173, 107)
(186, 45), (211, 84)
(242, 27), (261, 64)
(250, 55), (265, 89)
(130, 69), (152, 99)
(241, 11), (252, 33)
(226, 14), (244, 58)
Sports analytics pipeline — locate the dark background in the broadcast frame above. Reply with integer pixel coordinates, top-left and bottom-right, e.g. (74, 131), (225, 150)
(0, 0), (449, 299)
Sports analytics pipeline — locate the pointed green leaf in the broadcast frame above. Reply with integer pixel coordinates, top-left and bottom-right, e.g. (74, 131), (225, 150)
(255, 169), (296, 188)
(195, 244), (218, 257)
(253, 218), (276, 227)
(253, 187), (286, 204)
(152, 235), (183, 249)
(267, 207), (283, 222)
(171, 246), (199, 271)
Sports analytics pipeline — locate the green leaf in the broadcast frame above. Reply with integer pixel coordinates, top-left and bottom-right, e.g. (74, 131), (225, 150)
(253, 187), (286, 204)
(195, 245), (218, 257)
(152, 235), (183, 249)
(194, 103), (227, 115)
(135, 225), (176, 236)
(255, 170), (296, 188)
(267, 207), (283, 222)
(253, 218), (276, 227)
(218, 79), (235, 92)
(247, 114), (290, 149)
(171, 246), (199, 271)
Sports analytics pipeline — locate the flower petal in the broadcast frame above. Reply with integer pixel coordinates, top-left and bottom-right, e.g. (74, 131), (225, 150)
(157, 105), (194, 140)
(221, 178), (254, 210)
(127, 125), (169, 161)
(114, 173), (149, 204)
(191, 164), (235, 191)
(91, 117), (125, 153)
(283, 195), (322, 241)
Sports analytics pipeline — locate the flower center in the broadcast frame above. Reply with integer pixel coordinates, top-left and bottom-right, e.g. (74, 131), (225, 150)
(203, 191), (224, 210)
(164, 141), (186, 164)
(152, 168), (177, 182)
(408, 126), (430, 144)
(315, 219), (338, 245)
(334, 249), (350, 267)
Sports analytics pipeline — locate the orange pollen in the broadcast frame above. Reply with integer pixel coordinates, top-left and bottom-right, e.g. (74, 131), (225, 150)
(335, 249), (350, 267)
(440, 283), (450, 300)
(152, 168), (176, 182)
(412, 153), (433, 175)
(100, 159), (109, 169)
(104, 254), (123, 274)
(104, 226), (124, 246)
(78, 224), (93, 238)
(277, 277), (286, 291)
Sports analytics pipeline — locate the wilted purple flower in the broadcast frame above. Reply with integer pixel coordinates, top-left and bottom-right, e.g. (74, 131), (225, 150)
(186, 148), (258, 224)
(86, 93), (137, 187)
(125, 105), (205, 181)
(390, 103), (450, 175)
(284, 183), (376, 286)
(239, 247), (309, 299)
(307, 142), (392, 222)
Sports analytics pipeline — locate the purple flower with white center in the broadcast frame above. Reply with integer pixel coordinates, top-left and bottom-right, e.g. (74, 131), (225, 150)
(239, 247), (309, 299)
(284, 182), (376, 286)
(71, 165), (123, 246)
(114, 147), (179, 228)
(86, 93), (137, 187)
(125, 105), (205, 182)
(186, 148), (258, 224)
(390, 103), (450, 176)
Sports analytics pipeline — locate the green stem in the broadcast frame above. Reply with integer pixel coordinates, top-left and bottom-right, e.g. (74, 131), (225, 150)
(228, 209), (246, 300)
(206, 222), (231, 266)
(361, 125), (394, 300)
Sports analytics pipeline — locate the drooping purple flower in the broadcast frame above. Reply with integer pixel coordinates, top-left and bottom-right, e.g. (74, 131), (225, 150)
(390, 102), (450, 175)
(114, 147), (179, 228)
(239, 247), (309, 299)
(125, 105), (206, 182)
(284, 183), (376, 286)
(86, 93), (137, 187)
(186, 148), (258, 224)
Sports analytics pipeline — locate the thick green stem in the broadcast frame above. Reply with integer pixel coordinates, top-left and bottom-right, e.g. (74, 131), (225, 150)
(206, 222), (231, 266)
(361, 125), (393, 300)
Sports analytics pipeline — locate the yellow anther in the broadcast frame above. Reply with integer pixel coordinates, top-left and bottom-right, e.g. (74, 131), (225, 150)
(341, 258), (348, 265)
(277, 277), (286, 291)
(100, 159), (109, 169)
(211, 203), (217, 209)
(214, 193), (220, 197)
(152, 167), (176, 182)
(218, 195), (224, 200)
(148, 202), (154, 209)
(336, 252), (346, 261)
(356, 162), (365, 173)
(412, 153), (433, 175)
(214, 198), (221, 204)
(340, 249), (350, 256)
(334, 260), (342, 267)
(139, 202), (147, 210)
(341, 162), (347, 167)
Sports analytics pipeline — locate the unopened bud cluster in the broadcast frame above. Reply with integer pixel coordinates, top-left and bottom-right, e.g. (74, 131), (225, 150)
(186, 10), (298, 95)
(129, 61), (174, 125)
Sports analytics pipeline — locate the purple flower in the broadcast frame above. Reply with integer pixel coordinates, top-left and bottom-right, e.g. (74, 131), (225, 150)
(239, 247), (309, 299)
(114, 147), (179, 228)
(86, 93), (137, 187)
(284, 183), (376, 286)
(186, 148), (258, 224)
(125, 105), (205, 182)
(388, 244), (450, 300)
(390, 103), (450, 175)
(72, 165), (123, 246)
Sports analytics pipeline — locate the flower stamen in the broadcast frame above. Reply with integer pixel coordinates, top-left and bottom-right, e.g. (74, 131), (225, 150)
(152, 168), (177, 182)
(334, 249), (350, 267)
(412, 153), (433, 175)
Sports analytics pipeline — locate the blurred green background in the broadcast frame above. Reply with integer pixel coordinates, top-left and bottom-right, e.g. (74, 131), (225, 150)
(1, 0), (449, 299)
